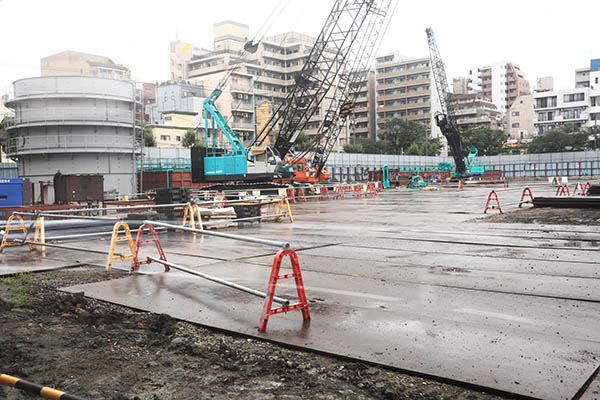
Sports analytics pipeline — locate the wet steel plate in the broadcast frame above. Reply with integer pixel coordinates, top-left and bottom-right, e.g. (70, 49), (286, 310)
(63, 260), (600, 399)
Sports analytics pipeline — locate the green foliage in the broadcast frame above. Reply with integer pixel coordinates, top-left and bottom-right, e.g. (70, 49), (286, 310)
(182, 129), (199, 148)
(143, 126), (155, 147)
(343, 143), (363, 153)
(378, 118), (428, 155)
(461, 126), (508, 156)
(528, 125), (589, 153)
(294, 133), (311, 152)
(375, 118), (442, 156)
(357, 139), (387, 154)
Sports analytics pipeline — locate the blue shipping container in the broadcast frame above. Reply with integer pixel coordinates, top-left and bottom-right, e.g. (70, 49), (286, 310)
(0, 178), (24, 207)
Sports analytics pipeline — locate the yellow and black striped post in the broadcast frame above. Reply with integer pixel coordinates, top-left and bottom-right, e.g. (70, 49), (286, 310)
(0, 374), (87, 400)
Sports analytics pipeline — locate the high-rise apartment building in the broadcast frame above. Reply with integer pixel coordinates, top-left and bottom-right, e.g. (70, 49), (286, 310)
(171, 21), (374, 151)
(374, 52), (442, 147)
(41, 51), (131, 80)
(466, 62), (531, 111)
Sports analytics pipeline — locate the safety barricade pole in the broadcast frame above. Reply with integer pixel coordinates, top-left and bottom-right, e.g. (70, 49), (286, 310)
(286, 188), (296, 203)
(278, 198), (294, 223)
(555, 184), (571, 197)
(518, 187), (534, 208)
(0, 215), (37, 253)
(366, 183), (377, 197)
(106, 221), (136, 272)
(583, 182), (591, 196)
(297, 187), (307, 202)
(182, 203), (203, 230)
(319, 186), (330, 201)
(333, 186), (345, 200)
(0, 373), (87, 400)
(258, 247), (311, 332)
(130, 223), (168, 274)
(572, 182), (586, 196)
(354, 185), (363, 198)
(484, 190), (503, 214)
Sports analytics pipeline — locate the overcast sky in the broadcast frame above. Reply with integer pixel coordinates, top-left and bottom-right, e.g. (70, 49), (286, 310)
(1, 0), (599, 96)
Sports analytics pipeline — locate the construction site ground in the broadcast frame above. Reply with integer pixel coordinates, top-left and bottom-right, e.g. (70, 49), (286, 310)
(1, 181), (599, 400)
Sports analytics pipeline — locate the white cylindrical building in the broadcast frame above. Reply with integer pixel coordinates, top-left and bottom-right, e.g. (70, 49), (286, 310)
(6, 76), (140, 202)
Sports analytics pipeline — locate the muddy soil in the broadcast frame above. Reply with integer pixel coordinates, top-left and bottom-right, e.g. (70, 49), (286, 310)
(0, 266), (512, 400)
(478, 207), (600, 225)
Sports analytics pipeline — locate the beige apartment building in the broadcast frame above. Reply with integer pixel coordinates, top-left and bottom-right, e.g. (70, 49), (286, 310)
(41, 51), (131, 80)
(171, 21), (374, 151)
(506, 95), (535, 142)
(375, 53), (442, 145)
(151, 111), (196, 148)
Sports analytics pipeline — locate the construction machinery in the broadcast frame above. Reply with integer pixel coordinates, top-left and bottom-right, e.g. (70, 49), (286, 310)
(268, 0), (396, 183)
(426, 27), (470, 177)
(192, 0), (396, 184)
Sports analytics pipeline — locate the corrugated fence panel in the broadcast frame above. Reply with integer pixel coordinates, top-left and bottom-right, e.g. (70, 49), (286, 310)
(0, 163), (18, 179)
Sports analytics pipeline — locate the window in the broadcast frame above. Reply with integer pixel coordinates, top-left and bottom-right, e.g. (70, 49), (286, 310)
(160, 135), (171, 141)
(512, 123), (520, 128)
(164, 116), (172, 121)
(564, 93), (585, 102)
(511, 111), (520, 117)
(176, 136), (181, 141)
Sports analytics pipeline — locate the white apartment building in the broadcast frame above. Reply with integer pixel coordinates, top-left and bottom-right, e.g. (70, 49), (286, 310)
(533, 87), (590, 134)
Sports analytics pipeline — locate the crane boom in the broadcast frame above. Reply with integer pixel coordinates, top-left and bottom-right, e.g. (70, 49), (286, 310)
(248, 0), (377, 161)
(426, 27), (466, 175)
(309, 0), (394, 178)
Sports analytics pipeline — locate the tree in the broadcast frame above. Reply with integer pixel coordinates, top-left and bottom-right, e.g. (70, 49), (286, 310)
(357, 139), (388, 154)
(379, 118), (439, 155)
(143, 126), (155, 147)
(584, 126), (600, 150)
(528, 125), (588, 153)
(182, 129), (199, 148)
(343, 143), (363, 153)
(403, 137), (443, 156)
(293, 132), (311, 152)
(461, 126), (508, 156)
(377, 118), (428, 155)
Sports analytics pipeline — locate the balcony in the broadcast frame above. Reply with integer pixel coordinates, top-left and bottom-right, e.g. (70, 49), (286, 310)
(231, 120), (256, 131)
(231, 101), (254, 112)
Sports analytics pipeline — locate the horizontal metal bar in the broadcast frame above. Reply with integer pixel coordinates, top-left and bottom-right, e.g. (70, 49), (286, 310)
(43, 227), (167, 241)
(144, 220), (290, 249)
(203, 213), (286, 226)
(14, 212), (119, 221)
(22, 203), (189, 214)
(13, 239), (110, 255)
(147, 256), (289, 306)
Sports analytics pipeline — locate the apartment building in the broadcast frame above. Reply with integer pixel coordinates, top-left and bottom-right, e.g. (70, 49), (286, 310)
(374, 52), (442, 144)
(41, 50), (131, 80)
(533, 88), (589, 134)
(588, 59), (600, 127)
(151, 111), (197, 148)
(452, 93), (503, 130)
(172, 21), (372, 151)
(533, 59), (600, 134)
(506, 95), (535, 141)
(466, 62), (531, 111)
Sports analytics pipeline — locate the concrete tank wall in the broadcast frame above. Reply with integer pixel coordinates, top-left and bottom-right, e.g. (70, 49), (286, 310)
(6, 76), (140, 203)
